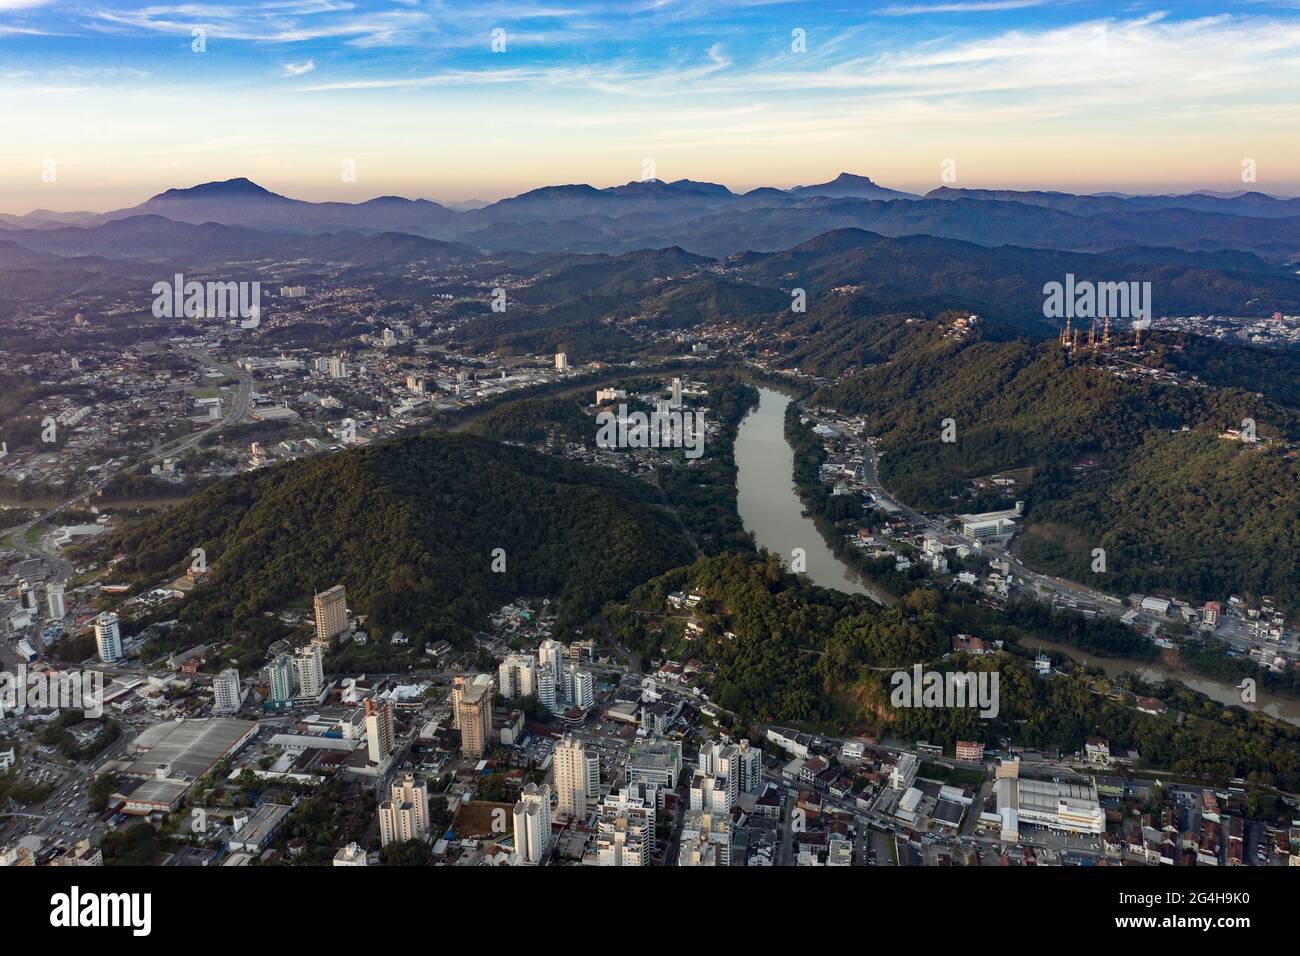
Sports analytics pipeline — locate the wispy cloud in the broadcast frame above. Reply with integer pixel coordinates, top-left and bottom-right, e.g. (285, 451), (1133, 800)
(90, 1), (433, 46)
(283, 58), (316, 76)
(878, 0), (1047, 14)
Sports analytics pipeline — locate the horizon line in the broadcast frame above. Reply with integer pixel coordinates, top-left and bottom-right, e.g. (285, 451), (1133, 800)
(8, 173), (1300, 218)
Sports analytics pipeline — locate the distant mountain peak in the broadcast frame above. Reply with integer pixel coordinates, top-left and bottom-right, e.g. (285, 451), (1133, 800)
(791, 172), (918, 200)
(151, 178), (284, 202)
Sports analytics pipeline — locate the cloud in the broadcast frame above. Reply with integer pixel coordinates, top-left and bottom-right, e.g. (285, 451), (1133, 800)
(877, 0), (1047, 14)
(90, 2), (433, 46)
(283, 59), (316, 76)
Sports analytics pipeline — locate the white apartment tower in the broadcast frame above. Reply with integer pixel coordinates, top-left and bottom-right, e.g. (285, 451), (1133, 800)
(536, 668), (557, 713)
(554, 735), (590, 820)
(46, 581), (66, 620)
(498, 653), (537, 700)
(93, 611), (123, 663)
(537, 639), (565, 711)
(378, 773), (430, 847)
(699, 738), (762, 796)
(597, 785), (657, 866)
(678, 810), (731, 866)
(212, 668), (242, 715)
(512, 782), (553, 865)
(294, 643), (326, 702)
(566, 665), (594, 710)
(555, 352), (568, 371)
(689, 771), (733, 813)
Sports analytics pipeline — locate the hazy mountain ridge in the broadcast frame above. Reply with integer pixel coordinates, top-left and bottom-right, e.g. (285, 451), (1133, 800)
(9, 174), (1300, 262)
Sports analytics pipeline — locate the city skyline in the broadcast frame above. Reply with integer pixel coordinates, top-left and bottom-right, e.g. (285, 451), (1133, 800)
(4, 1), (1300, 210)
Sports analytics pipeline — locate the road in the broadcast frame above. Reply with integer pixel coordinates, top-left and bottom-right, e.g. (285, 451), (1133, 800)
(808, 407), (1293, 660)
(1, 348), (253, 673)
(4, 347), (252, 568)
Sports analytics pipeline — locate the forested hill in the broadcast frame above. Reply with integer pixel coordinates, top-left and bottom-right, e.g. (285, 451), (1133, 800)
(813, 335), (1300, 611)
(105, 431), (694, 644)
(605, 553), (1300, 789)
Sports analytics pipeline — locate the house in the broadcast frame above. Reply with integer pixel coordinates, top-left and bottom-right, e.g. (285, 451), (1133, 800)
(1084, 737), (1110, 765)
(952, 634), (992, 655)
(1136, 696), (1167, 716)
(955, 740), (984, 762)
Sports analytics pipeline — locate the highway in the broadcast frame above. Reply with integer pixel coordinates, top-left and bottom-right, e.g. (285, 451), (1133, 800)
(1, 348), (253, 673)
(807, 407), (1293, 660)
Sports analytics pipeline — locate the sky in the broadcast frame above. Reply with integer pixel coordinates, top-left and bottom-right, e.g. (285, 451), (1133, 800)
(3, 0), (1300, 211)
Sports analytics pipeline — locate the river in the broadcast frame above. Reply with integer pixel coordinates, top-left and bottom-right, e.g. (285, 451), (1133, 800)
(734, 386), (891, 605)
(1027, 637), (1300, 727)
(733, 386), (1300, 726)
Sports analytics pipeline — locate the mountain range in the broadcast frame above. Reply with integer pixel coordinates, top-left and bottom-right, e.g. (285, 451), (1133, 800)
(5, 174), (1300, 263)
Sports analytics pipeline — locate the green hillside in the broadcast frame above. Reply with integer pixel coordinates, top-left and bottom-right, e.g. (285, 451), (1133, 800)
(105, 430), (694, 645)
(814, 335), (1300, 610)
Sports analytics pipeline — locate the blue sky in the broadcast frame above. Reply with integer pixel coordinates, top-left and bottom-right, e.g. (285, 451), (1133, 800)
(3, 1), (1300, 210)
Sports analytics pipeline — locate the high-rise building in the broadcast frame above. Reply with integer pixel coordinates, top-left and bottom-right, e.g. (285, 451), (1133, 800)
(512, 782), (553, 865)
(627, 737), (682, 791)
(45, 581), (65, 620)
(450, 677), (465, 729)
(555, 352), (568, 371)
(568, 666), (594, 709)
(328, 356), (347, 379)
(498, 653), (537, 700)
(458, 681), (493, 758)
(670, 377), (683, 408)
(332, 843), (368, 866)
(597, 785), (656, 866)
(269, 654), (296, 705)
(313, 585), (348, 647)
(538, 639), (565, 712)
(93, 611), (122, 663)
(366, 697), (395, 764)
(698, 738), (762, 798)
(554, 735), (590, 820)
(378, 773), (430, 847)
(212, 668), (242, 715)
(689, 771), (733, 813)
(536, 668), (557, 713)
(677, 810), (731, 866)
(585, 750), (601, 802)
(451, 673), (493, 730)
(538, 639), (564, 683)
(294, 643), (326, 703)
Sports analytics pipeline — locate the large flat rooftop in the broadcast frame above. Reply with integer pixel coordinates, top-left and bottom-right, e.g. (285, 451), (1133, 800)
(127, 717), (258, 780)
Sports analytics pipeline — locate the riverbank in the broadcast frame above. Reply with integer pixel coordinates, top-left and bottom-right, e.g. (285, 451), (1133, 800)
(761, 387), (1300, 724)
(733, 387), (893, 604)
